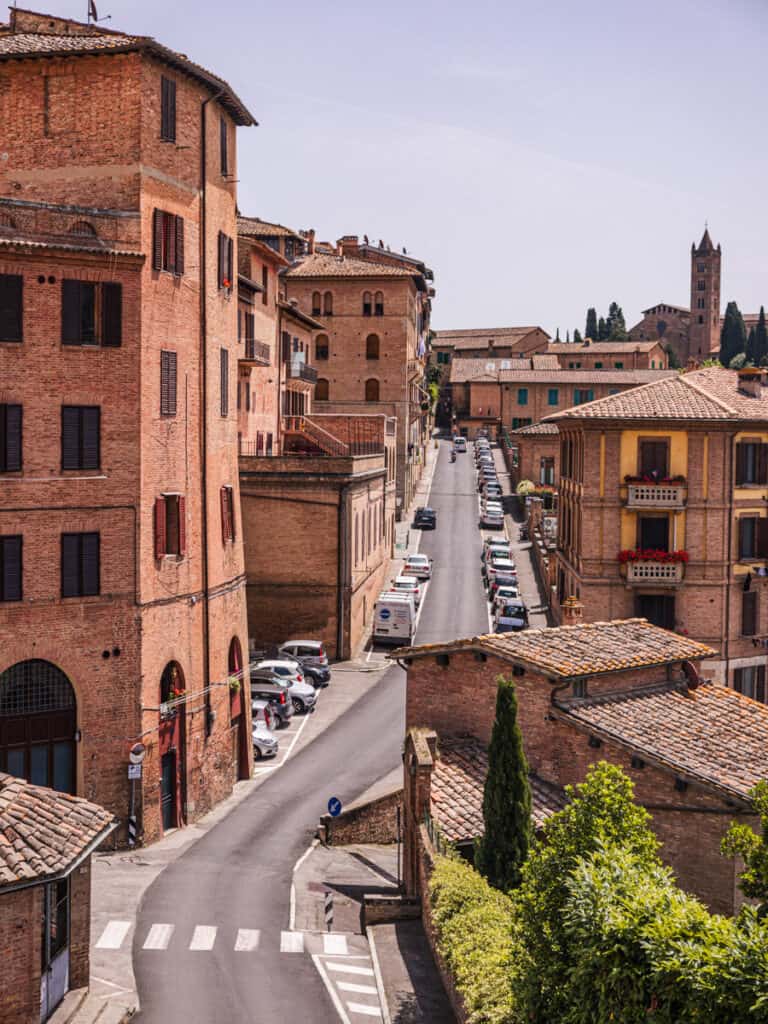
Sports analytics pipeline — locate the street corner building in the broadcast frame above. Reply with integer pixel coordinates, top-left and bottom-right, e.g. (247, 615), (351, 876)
(396, 618), (767, 917)
(0, 8), (253, 844)
(0, 772), (117, 1023)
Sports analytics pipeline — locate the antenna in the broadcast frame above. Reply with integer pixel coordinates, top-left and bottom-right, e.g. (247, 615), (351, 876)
(86, 1), (112, 25)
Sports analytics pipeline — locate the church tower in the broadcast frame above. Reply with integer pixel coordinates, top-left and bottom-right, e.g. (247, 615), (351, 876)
(688, 228), (721, 360)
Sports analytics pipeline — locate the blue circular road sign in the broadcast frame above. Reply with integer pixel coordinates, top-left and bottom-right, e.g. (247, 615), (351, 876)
(380, 608), (391, 620)
(327, 796), (342, 817)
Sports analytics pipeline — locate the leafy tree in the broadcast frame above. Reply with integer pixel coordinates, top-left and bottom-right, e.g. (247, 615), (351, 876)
(606, 301), (628, 340)
(719, 301), (747, 367)
(730, 352), (747, 370)
(597, 316), (609, 341)
(585, 308), (598, 340)
(475, 677), (532, 892)
(573, 329), (583, 344)
(722, 779), (768, 916)
(665, 345), (682, 369)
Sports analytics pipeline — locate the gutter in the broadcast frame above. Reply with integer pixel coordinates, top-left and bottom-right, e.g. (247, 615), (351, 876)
(724, 430), (735, 681)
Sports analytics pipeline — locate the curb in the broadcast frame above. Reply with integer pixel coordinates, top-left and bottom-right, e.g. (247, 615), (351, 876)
(367, 927), (392, 1024)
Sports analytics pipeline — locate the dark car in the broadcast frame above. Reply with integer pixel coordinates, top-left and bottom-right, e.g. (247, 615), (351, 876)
(249, 669), (295, 728)
(495, 602), (529, 633)
(414, 507), (437, 529)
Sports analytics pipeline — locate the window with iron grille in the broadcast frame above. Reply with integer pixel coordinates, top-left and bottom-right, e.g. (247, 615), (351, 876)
(61, 532), (99, 597)
(0, 404), (22, 472)
(220, 348), (229, 416)
(61, 280), (122, 346)
(61, 406), (100, 471)
(218, 232), (234, 289)
(154, 494), (186, 558)
(160, 76), (176, 142)
(160, 351), (177, 417)
(0, 274), (23, 342)
(0, 535), (22, 602)
(0, 659), (75, 715)
(220, 485), (236, 543)
(152, 210), (184, 275)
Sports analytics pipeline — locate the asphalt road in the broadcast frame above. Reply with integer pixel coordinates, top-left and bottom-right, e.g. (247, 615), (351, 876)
(132, 439), (486, 1022)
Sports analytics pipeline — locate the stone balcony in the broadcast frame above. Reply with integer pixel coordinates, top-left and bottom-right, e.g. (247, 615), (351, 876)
(624, 561), (684, 586)
(240, 338), (271, 367)
(625, 482), (686, 509)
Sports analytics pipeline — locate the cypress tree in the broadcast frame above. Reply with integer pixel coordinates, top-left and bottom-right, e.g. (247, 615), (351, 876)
(585, 308), (597, 340)
(719, 301), (747, 367)
(566, 329), (570, 343)
(607, 301), (628, 340)
(555, 327), (561, 341)
(754, 307), (768, 367)
(746, 326), (758, 366)
(573, 329), (583, 344)
(597, 316), (608, 341)
(475, 677), (532, 892)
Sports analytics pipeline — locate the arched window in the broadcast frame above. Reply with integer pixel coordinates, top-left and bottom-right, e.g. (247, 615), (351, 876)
(312, 291), (321, 317)
(374, 291), (384, 316)
(315, 334), (329, 360)
(0, 213), (17, 229)
(362, 291), (372, 316)
(323, 291), (333, 316)
(315, 378), (329, 401)
(366, 334), (380, 360)
(365, 378), (380, 402)
(69, 220), (97, 236)
(228, 636), (243, 678)
(160, 661), (185, 705)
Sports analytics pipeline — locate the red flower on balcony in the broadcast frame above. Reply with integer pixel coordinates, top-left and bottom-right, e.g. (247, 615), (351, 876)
(624, 474), (686, 485)
(617, 549), (689, 564)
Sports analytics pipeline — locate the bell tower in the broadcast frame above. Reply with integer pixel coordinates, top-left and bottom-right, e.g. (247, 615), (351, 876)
(689, 227), (721, 360)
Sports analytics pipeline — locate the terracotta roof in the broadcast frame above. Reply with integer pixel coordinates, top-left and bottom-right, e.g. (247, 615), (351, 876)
(531, 354), (560, 370)
(0, 773), (116, 890)
(430, 736), (566, 842)
(0, 235), (142, 258)
(554, 683), (768, 801)
(549, 367), (768, 422)
(0, 16), (255, 125)
(449, 358), (531, 383)
(283, 253), (416, 280)
(393, 618), (717, 680)
(433, 327), (546, 342)
(498, 369), (674, 385)
(509, 421), (559, 436)
(547, 340), (664, 354)
(237, 216), (303, 241)
(278, 300), (324, 331)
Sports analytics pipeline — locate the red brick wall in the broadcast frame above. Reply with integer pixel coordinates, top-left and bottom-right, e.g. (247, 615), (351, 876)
(0, 886), (41, 1024)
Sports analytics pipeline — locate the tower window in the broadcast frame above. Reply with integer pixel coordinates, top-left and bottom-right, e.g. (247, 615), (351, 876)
(697, 280), (706, 291)
(697, 262), (706, 273)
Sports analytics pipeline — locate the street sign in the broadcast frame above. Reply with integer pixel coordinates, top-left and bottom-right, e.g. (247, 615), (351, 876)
(127, 764), (142, 780)
(129, 742), (146, 765)
(380, 608), (391, 620)
(327, 796), (342, 818)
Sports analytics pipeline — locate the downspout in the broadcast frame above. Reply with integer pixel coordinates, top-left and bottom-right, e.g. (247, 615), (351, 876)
(200, 89), (223, 738)
(277, 309), (284, 452)
(723, 431), (735, 683)
(337, 480), (352, 659)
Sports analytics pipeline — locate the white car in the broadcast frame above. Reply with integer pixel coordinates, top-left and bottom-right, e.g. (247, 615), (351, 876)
(493, 584), (521, 607)
(252, 721), (279, 760)
(254, 660), (317, 712)
(403, 554), (432, 580)
(480, 509), (505, 529)
(392, 575), (422, 607)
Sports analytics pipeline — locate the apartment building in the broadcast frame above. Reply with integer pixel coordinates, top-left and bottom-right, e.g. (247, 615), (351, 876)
(546, 338), (668, 370)
(549, 366), (768, 690)
(0, 9), (254, 843)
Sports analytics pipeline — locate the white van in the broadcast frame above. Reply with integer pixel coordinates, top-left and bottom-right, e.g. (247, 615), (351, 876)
(373, 593), (416, 645)
(453, 436), (467, 453)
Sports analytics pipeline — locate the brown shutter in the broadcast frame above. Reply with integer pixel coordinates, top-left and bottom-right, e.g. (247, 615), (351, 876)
(0, 274), (23, 342)
(61, 533), (80, 597)
(81, 532), (99, 595)
(1, 535), (22, 602)
(154, 497), (166, 559)
(178, 496), (187, 556)
(81, 407), (100, 470)
(61, 406), (80, 470)
(61, 280), (81, 344)
(217, 232), (224, 287)
(758, 444), (768, 485)
(101, 282), (122, 346)
(758, 665), (766, 704)
(220, 348), (229, 416)
(220, 116), (228, 175)
(228, 486), (236, 541)
(742, 590), (757, 636)
(1, 404), (22, 472)
(759, 517), (768, 559)
(220, 485), (229, 542)
(227, 237), (233, 284)
(174, 216), (184, 275)
(735, 443), (747, 486)
(152, 209), (163, 270)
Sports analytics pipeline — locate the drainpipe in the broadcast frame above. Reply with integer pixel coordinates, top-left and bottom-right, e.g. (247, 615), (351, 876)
(337, 480), (353, 659)
(200, 89), (223, 737)
(723, 431), (735, 684)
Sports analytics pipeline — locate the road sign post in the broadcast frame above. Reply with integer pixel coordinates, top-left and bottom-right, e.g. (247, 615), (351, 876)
(127, 744), (146, 847)
(327, 796), (342, 818)
(324, 890), (334, 933)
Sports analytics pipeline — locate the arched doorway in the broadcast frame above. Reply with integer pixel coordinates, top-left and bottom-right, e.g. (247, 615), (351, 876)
(228, 637), (249, 781)
(0, 660), (76, 794)
(158, 662), (186, 833)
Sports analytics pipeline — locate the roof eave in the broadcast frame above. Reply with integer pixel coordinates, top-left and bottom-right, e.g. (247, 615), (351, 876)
(0, 816), (118, 895)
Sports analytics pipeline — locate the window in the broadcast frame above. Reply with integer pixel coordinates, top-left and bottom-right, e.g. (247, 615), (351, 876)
(635, 593), (675, 630)
(608, 388), (620, 395)
(220, 348), (229, 416)
(261, 267), (268, 305)
(547, 388), (559, 406)
(61, 532), (99, 597)
(363, 291), (372, 316)
(736, 442), (768, 485)
(315, 334), (329, 360)
(512, 417), (532, 429)
(696, 297), (705, 309)
(266, 432), (273, 455)
(517, 388), (528, 406)
(152, 210), (184, 275)
(594, 361), (603, 369)
(316, 378), (329, 401)
(365, 378), (380, 402)
(220, 485), (236, 542)
(697, 262), (706, 273)
(323, 291), (333, 316)
(0, 404), (22, 472)
(220, 116), (228, 176)
(697, 280), (706, 291)
(0, 274), (23, 342)
(243, 313), (255, 346)
(366, 334), (380, 360)
(697, 315), (704, 324)
(742, 590), (758, 637)
(540, 457), (555, 486)
(574, 389), (594, 405)
(0, 536), (22, 602)
(160, 76), (176, 142)
(218, 231), (234, 289)
(312, 291), (321, 317)
(160, 351), (177, 417)
(374, 291), (384, 316)
(568, 361), (581, 369)
(638, 439), (668, 477)
(614, 361), (623, 369)
(638, 516), (669, 551)
(245, 381), (250, 412)
(738, 516), (768, 559)
(61, 280), (122, 346)
(61, 406), (100, 471)
(436, 351), (451, 365)
(734, 665), (766, 703)
(154, 495), (186, 558)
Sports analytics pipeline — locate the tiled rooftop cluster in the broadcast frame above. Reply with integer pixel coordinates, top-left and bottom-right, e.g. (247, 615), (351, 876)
(509, 421), (559, 436)
(283, 253), (416, 279)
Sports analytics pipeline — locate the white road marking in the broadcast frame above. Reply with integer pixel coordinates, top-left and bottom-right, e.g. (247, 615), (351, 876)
(347, 1003), (382, 1017)
(323, 933), (349, 955)
(234, 928), (260, 951)
(95, 920), (131, 950)
(312, 954), (353, 1024)
(327, 962), (375, 976)
(189, 925), (217, 951)
(338, 982), (378, 995)
(280, 930), (305, 953)
(289, 839), (319, 931)
(142, 924), (174, 950)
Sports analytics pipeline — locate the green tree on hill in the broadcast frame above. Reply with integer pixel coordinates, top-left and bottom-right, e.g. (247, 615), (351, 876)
(719, 301), (747, 367)
(597, 316), (608, 340)
(585, 308), (598, 340)
(746, 306), (768, 367)
(573, 328), (583, 344)
(606, 301), (628, 340)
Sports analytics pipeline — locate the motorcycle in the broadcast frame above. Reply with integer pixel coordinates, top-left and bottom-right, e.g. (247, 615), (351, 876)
(450, 451), (456, 463)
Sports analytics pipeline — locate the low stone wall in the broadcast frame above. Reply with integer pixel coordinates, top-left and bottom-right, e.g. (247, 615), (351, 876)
(320, 786), (402, 846)
(362, 893), (421, 927)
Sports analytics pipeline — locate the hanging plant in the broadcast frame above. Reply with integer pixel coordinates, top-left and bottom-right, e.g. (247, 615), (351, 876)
(228, 675), (241, 694)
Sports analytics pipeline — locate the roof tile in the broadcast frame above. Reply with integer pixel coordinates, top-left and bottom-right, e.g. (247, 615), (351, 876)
(283, 253), (416, 280)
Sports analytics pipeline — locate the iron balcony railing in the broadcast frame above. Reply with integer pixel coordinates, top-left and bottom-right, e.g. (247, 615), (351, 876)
(242, 339), (271, 365)
(287, 360), (318, 384)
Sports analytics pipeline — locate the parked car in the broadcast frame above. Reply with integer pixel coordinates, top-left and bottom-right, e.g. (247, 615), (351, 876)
(403, 553), (432, 580)
(277, 640), (331, 685)
(481, 484), (503, 501)
(483, 549), (516, 575)
(493, 583), (521, 607)
(251, 697), (277, 731)
(392, 575), (422, 608)
(495, 601), (529, 632)
(486, 558), (518, 585)
(254, 660), (317, 713)
(250, 676), (294, 728)
(480, 508), (505, 529)
(453, 437), (468, 453)
(252, 721), (279, 760)
(482, 539), (512, 561)
(413, 506), (437, 529)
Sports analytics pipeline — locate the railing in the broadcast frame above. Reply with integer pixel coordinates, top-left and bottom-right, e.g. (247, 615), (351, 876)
(423, 809), (450, 856)
(287, 360), (318, 384)
(625, 561), (684, 584)
(242, 339), (271, 365)
(284, 416), (350, 456)
(626, 483), (686, 509)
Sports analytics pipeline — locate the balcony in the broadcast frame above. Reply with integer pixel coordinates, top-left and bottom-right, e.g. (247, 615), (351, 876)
(286, 359), (318, 384)
(624, 560), (685, 586)
(240, 338), (271, 366)
(625, 481), (686, 509)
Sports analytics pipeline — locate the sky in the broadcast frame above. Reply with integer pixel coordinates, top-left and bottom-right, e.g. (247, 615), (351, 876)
(25, 0), (768, 335)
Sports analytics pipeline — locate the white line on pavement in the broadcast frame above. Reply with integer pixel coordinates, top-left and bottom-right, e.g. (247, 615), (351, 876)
(323, 934), (349, 955)
(142, 924), (174, 950)
(289, 839), (319, 931)
(327, 962), (375, 976)
(234, 928), (261, 952)
(312, 954), (353, 1024)
(95, 920), (131, 950)
(337, 982), (378, 995)
(189, 926), (217, 951)
(347, 1002), (382, 1017)
(280, 930), (305, 953)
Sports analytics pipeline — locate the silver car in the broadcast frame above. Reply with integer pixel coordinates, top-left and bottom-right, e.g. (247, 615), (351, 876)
(277, 640), (331, 685)
(255, 659), (317, 713)
(252, 722), (279, 760)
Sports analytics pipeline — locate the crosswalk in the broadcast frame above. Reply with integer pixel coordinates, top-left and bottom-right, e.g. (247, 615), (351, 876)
(95, 920), (351, 956)
(313, 953), (382, 1021)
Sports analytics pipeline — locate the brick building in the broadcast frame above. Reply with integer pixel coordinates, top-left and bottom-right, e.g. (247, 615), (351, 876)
(0, 9), (254, 843)
(283, 236), (433, 514)
(549, 366), (768, 691)
(546, 338), (668, 370)
(398, 619), (763, 916)
(507, 421), (560, 489)
(0, 772), (116, 1023)
(430, 325), (551, 381)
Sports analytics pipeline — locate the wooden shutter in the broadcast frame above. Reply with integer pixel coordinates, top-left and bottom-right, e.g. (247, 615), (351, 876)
(220, 348), (229, 416)
(61, 280), (81, 344)
(160, 351), (177, 416)
(742, 590), (758, 636)
(218, 232), (224, 287)
(1, 404), (22, 472)
(0, 274), (23, 342)
(61, 407), (80, 470)
(101, 282), (122, 346)
(81, 407), (100, 470)
(1, 536), (22, 602)
(81, 532), (99, 595)
(227, 237), (233, 285)
(735, 443), (747, 486)
(759, 517), (768, 559)
(174, 216), (184, 275)
(758, 444), (768, 485)
(152, 209), (163, 271)
(178, 496), (186, 556)
(245, 382), (250, 412)
(161, 77), (176, 142)
(220, 486), (229, 542)
(758, 665), (767, 704)
(61, 534), (80, 597)
(154, 497), (167, 559)
(220, 116), (228, 175)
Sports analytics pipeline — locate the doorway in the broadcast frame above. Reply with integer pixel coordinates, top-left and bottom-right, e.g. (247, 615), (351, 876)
(228, 637), (249, 781)
(40, 877), (70, 1021)
(158, 662), (186, 833)
(160, 752), (176, 832)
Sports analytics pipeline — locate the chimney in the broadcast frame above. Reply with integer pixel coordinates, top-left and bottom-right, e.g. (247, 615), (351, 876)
(737, 367), (765, 399)
(337, 235), (359, 257)
(561, 596), (583, 625)
(304, 229), (316, 255)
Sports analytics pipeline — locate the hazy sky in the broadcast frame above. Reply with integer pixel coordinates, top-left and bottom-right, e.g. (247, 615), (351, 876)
(29, 0), (768, 335)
